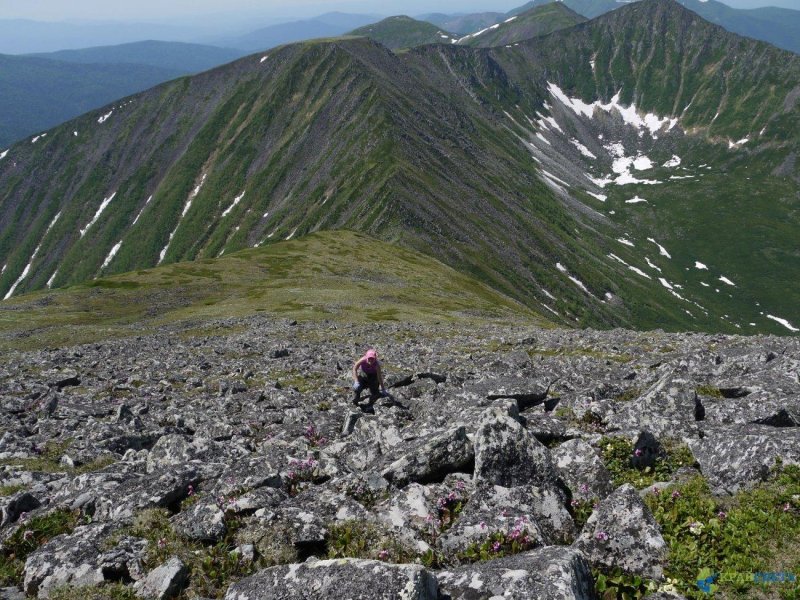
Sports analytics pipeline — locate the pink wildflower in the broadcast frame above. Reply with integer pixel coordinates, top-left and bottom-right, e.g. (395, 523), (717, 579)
(378, 549), (389, 560)
(595, 531), (609, 541)
(491, 541), (501, 552)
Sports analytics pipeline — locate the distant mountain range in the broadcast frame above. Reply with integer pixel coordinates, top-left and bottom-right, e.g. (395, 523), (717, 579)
(27, 40), (245, 73)
(2, 0), (798, 335)
(219, 13), (381, 52)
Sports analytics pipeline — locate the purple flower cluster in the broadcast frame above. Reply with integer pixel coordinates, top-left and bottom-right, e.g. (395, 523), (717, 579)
(595, 530), (610, 541)
(304, 424), (328, 447)
(287, 456), (318, 481)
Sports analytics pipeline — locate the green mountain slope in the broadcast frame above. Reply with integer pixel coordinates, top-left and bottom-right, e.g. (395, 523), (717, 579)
(0, 230), (542, 352)
(0, 0), (798, 336)
(418, 12), (504, 35)
(349, 16), (458, 49)
(0, 54), (183, 147)
(28, 41), (246, 74)
(528, 0), (800, 53)
(457, 3), (586, 47)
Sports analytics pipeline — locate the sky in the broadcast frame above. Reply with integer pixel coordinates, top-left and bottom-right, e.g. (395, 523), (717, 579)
(1, 0), (798, 21)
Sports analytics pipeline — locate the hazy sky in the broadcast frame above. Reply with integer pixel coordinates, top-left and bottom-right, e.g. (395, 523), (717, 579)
(2, 0), (798, 21)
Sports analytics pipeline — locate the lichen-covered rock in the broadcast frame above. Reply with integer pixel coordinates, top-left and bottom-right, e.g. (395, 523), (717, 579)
(223, 558), (439, 600)
(438, 484), (574, 555)
(687, 424), (800, 493)
(382, 426), (473, 488)
(551, 439), (615, 501)
(23, 523), (113, 598)
(437, 546), (595, 600)
(134, 556), (188, 600)
(473, 405), (563, 494)
(171, 501), (226, 543)
(573, 484), (667, 580)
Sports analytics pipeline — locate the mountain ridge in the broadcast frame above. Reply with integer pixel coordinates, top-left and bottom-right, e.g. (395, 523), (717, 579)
(1, 0), (798, 335)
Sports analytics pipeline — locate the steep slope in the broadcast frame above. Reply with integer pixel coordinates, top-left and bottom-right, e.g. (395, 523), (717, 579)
(438, 0), (799, 333)
(1, 0), (798, 335)
(348, 16), (458, 49)
(0, 54), (183, 147)
(28, 41), (246, 73)
(457, 3), (587, 47)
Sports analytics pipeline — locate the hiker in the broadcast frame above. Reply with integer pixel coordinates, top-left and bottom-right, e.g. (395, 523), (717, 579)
(352, 348), (386, 405)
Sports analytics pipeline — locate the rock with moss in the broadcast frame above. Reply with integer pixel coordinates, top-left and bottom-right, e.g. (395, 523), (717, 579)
(170, 501), (226, 543)
(437, 546), (594, 600)
(224, 558), (439, 600)
(573, 483), (667, 580)
(1, 491), (41, 527)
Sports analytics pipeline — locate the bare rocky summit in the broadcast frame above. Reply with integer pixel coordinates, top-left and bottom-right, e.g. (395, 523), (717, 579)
(1, 316), (799, 598)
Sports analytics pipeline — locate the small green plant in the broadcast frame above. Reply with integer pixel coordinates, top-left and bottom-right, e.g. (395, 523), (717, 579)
(458, 520), (538, 563)
(326, 520), (415, 564)
(49, 583), (139, 600)
(599, 437), (696, 489)
(286, 457), (319, 496)
(0, 484), (26, 497)
(316, 401), (331, 411)
(593, 567), (658, 599)
(615, 387), (641, 402)
(0, 508), (79, 585)
(571, 497), (598, 530)
(695, 385), (724, 399)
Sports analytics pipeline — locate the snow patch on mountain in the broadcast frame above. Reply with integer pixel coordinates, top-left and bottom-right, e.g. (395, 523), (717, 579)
(222, 192), (246, 218)
(547, 83), (677, 136)
(4, 211), (62, 300)
(80, 192), (117, 238)
(767, 315), (799, 332)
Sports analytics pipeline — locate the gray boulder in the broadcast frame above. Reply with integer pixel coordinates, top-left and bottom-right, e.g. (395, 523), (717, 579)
(573, 484), (667, 580)
(438, 484), (574, 555)
(687, 424), (800, 493)
(382, 426), (473, 488)
(437, 546), (595, 600)
(551, 439), (615, 501)
(134, 556), (189, 600)
(224, 558), (438, 600)
(171, 501), (227, 543)
(0, 492), (41, 527)
(473, 404), (562, 494)
(23, 523), (113, 598)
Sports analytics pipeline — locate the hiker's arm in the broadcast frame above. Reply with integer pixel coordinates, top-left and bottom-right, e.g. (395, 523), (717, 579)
(352, 359), (362, 382)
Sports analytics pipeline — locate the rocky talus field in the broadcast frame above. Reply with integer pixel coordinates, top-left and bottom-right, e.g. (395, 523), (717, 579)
(1, 316), (799, 599)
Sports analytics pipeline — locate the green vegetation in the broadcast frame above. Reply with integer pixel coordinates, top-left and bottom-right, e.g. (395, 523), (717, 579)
(119, 508), (264, 598)
(326, 521), (415, 563)
(0, 484), (26, 497)
(349, 16), (455, 49)
(0, 439), (115, 475)
(49, 584), (139, 600)
(599, 436), (697, 489)
(0, 231), (543, 352)
(696, 385), (724, 399)
(0, 509), (79, 586)
(644, 466), (800, 599)
(460, 3), (586, 48)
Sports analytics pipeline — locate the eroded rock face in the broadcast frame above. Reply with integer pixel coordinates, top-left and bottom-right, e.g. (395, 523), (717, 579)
(223, 558), (439, 600)
(1, 318), (798, 598)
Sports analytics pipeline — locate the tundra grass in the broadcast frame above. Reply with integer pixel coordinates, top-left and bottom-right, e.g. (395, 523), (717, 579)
(0, 230), (545, 352)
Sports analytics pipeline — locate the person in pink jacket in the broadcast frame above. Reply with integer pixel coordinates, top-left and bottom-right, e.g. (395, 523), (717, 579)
(352, 348), (386, 405)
